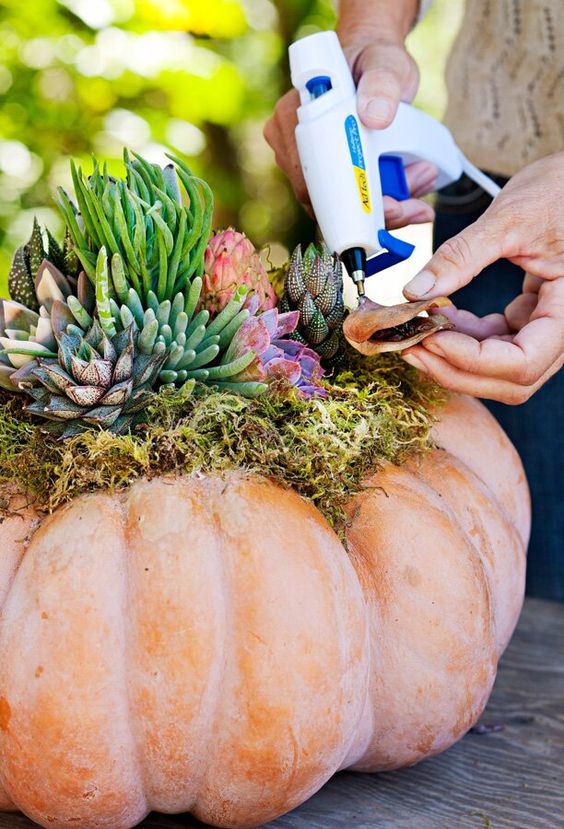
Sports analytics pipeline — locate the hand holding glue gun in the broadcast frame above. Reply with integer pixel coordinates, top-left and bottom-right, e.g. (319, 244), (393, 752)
(265, 30), (563, 402)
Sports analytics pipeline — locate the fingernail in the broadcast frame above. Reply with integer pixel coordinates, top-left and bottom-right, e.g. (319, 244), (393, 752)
(402, 353), (426, 371)
(404, 270), (436, 298)
(361, 98), (392, 126)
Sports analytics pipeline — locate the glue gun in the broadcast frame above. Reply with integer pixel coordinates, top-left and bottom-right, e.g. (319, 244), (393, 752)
(289, 31), (501, 299)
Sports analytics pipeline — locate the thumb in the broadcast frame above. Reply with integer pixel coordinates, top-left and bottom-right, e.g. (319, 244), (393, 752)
(403, 221), (503, 300)
(352, 43), (418, 130)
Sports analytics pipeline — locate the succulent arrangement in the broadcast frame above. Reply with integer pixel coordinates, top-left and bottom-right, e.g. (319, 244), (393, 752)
(0, 150), (339, 437)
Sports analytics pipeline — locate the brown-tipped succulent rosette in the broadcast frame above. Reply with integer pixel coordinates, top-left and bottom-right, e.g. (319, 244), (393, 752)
(343, 296), (454, 355)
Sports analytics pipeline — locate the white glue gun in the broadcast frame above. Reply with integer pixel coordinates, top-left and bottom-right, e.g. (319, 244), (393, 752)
(289, 31), (501, 298)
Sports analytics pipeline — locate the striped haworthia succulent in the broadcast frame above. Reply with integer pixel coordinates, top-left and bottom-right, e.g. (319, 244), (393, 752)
(280, 243), (347, 368)
(0, 219), (85, 391)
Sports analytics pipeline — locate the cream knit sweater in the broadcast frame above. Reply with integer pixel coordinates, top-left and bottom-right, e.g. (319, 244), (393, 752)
(443, 0), (563, 177)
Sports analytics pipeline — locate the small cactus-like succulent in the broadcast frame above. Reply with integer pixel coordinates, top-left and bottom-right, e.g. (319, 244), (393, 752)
(0, 249), (86, 391)
(280, 243), (346, 368)
(8, 218), (79, 311)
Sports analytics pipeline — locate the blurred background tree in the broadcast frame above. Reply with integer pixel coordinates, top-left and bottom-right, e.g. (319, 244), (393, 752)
(0, 0), (463, 296)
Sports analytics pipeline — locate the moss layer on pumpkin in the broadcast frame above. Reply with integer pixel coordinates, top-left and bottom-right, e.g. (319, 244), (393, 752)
(0, 352), (446, 530)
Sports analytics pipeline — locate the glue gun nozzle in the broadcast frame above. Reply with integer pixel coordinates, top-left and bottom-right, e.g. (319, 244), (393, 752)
(340, 246), (368, 303)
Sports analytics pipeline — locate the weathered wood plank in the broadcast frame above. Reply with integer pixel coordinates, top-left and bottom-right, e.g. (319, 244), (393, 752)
(1, 599), (562, 829)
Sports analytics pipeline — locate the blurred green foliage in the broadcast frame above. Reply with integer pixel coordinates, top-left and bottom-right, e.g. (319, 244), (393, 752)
(0, 0), (463, 296)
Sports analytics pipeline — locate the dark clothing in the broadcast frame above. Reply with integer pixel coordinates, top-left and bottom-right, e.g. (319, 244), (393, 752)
(434, 176), (564, 601)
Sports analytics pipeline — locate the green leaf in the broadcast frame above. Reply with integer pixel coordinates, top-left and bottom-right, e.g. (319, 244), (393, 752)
(206, 285), (248, 338)
(95, 247), (117, 339)
(204, 349), (256, 380)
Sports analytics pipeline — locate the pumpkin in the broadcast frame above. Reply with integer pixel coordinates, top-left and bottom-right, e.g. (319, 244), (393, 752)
(0, 394), (529, 829)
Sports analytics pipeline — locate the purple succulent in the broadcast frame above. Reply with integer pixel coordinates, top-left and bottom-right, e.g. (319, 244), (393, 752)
(224, 307), (326, 398)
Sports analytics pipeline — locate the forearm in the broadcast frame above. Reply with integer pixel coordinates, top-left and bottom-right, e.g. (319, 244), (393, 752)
(337, 0), (421, 46)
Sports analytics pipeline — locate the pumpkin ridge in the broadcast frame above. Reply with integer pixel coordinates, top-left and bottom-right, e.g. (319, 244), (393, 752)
(191, 474), (371, 827)
(392, 463), (497, 638)
(0, 494), (150, 826)
(407, 450), (526, 656)
(431, 394), (530, 546)
(119, 487), (152, 820)
(120, 476), (227, 816)
(0, 494), (35, 612)
(191, 474), (237, 819)
(0, 492), (36, 814)
(432, 444), (521, 545)
(345, 465), (498, 772)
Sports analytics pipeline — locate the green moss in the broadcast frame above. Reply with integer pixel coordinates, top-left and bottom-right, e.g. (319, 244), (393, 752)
(0, 351), (446, 530)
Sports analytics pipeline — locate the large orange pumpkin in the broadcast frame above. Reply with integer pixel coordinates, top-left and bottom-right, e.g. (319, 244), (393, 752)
(0, 394), (529, 829)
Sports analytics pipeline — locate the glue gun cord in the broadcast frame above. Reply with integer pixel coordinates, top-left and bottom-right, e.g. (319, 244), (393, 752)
(458, 151), (502, 199)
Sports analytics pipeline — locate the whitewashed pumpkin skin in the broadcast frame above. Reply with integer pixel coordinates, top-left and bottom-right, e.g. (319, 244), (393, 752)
(0, 396), (529, 828)
(343, 449), (526, 773)
(431, 394), (531, 546)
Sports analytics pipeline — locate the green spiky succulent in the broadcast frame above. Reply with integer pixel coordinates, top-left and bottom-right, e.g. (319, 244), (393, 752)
(22, 317), (168, 438)
(280, 243), (346, 368)
(92, 248), (257, 391)
(57, 152), (258, 394)
(57, 150), (212, 302)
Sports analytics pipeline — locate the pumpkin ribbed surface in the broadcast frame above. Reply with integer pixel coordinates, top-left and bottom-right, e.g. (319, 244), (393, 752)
(0, 395), (529, 829)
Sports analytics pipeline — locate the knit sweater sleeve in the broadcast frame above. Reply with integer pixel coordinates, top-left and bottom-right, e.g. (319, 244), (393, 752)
(444, 0), (563, 177)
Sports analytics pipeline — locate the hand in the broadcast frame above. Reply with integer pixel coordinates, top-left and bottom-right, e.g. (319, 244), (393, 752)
(401, 153), (564, 403)
(263, 37), (435, 229)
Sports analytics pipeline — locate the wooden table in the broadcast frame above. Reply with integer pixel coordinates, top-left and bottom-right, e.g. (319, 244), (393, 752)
(2, 599), (562, 829)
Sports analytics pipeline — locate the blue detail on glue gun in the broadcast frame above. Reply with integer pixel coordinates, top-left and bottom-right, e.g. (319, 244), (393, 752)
(379, 155), (410, 201)
(366, 230), (415, 275)
(305, 76), (332, 99)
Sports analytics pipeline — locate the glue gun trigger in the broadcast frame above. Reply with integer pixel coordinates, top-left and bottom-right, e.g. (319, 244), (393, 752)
(378, 154), (410, 201)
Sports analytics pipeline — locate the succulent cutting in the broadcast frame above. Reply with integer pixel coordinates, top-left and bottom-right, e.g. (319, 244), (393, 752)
(343, 296), (454, 355)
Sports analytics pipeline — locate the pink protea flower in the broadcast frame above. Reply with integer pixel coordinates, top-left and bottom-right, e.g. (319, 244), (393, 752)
(201, 228), (277, 316)
(224, 307), (326, 398)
